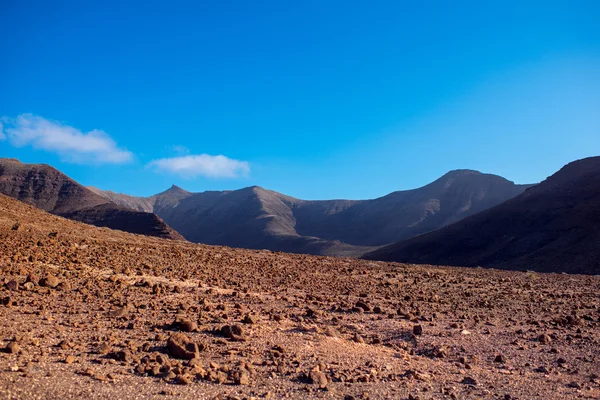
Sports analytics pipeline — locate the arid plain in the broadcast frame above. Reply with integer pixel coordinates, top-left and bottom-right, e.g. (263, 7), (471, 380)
(1, 194), (599, 399)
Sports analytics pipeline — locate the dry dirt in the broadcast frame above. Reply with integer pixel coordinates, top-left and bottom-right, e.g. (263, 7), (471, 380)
(0, 194), (599, 400)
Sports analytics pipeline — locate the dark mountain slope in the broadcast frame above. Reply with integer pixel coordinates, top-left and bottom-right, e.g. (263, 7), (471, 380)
(149, 186), (369, 256)
(364, 157), (600, 274)
(0, 158), (183, 240)
(87, 187), (155, 212)
(0, 158), (107, 214)
(291, 170), (530, 246)
(93, 169), (529, 256)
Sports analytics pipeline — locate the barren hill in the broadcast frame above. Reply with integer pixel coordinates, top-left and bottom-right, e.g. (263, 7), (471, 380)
(0, 158), (182, 240)
(93, 170), (530, 255)
(364, 156), (600, 274)
(0, 192), (598, 399)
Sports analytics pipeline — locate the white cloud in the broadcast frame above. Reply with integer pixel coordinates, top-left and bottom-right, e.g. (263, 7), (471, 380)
(148, 154), (250, 179)
(0, 121), (5, 140)
(2, 114), (133, 164)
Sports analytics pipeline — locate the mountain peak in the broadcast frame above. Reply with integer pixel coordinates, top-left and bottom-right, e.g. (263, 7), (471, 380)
(0, 158), (22, 164)
(442, 169), (484, 178)
(435, 169), (519, 186)
(236, 185), (268, 194)
(160, 184), (189, 195)
(249, 185), (267, 192)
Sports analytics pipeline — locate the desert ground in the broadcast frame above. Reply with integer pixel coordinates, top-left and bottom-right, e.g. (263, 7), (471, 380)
(1, 194), (599, 400)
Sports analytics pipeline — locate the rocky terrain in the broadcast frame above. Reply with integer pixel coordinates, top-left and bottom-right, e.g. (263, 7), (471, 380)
(0, 158), (182, 241)
(0, 193), (599, 399)
(91, 170), (530, 256)
(365, 156), (600, 275)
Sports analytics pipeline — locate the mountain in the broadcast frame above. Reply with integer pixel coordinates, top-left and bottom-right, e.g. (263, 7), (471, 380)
(87, 186), (156, 212)
(92, 169), (530, 256)
(364, 156), (600, 274)
(88, 184), (192, 214)
(0, 158), (183, 240)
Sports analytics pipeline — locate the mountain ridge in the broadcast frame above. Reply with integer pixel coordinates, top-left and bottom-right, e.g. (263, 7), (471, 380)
(91, 168), (531, 255)
(364, 156), (600, 274)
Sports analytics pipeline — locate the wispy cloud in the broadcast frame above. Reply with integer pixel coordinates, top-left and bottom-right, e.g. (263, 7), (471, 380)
(171, 145), (190, 155)
(148, 154), (250, 178)
(0, 122), (5, 140)
(1, 114), (133, 164)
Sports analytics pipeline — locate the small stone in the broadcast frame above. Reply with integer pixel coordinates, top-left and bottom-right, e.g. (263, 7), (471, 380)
(460, 376), (477, 385)
(5, 342), (20, 354)
(565, 315), (581, 326)
(355, 301), (371, 312)
(494, 354), (507, 363)
(175, 374), (193, 385)
(352, 333), (365, 343)
(235, 369), (250, 385)
(171, 317), (198, 332)
(40, 276), (60, 288)
(413, 325), (423, 336)
(188, 358), (203, 369)
(97, 343), (111, 355)
(215, 371), (227, 384)
(108, 307), (128, 318)
(309, 370), (328, 388)
(405, 370), (430, 381)
(65, 355), (76, 364)
(305, 308), (317, 318)
(167, 333), (205, 359)
(220, 324), (244, 340)
(534, 366), (550, 374)
(109, 350), (132, 363)
(2, 296), (12, 307)
(242, 314), (256, 324)
(324, 326), (337, 337)
(538, 334), (551, 344)
(6, 280), (19, 291)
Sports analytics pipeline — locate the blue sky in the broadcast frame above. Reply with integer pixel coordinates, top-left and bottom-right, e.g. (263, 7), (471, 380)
(1, 1), (599, 199)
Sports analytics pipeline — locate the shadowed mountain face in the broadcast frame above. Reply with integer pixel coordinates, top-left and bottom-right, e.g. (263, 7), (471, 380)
(93, 169), (530, 256)
(0, 159), (183, 240)
(364, 157), (600, 274)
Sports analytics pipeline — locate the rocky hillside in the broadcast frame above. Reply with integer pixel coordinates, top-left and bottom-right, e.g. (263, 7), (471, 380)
(364, 157), (600, 274)
(0, 191), (598, 399)
(0, 158), (183, 240)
